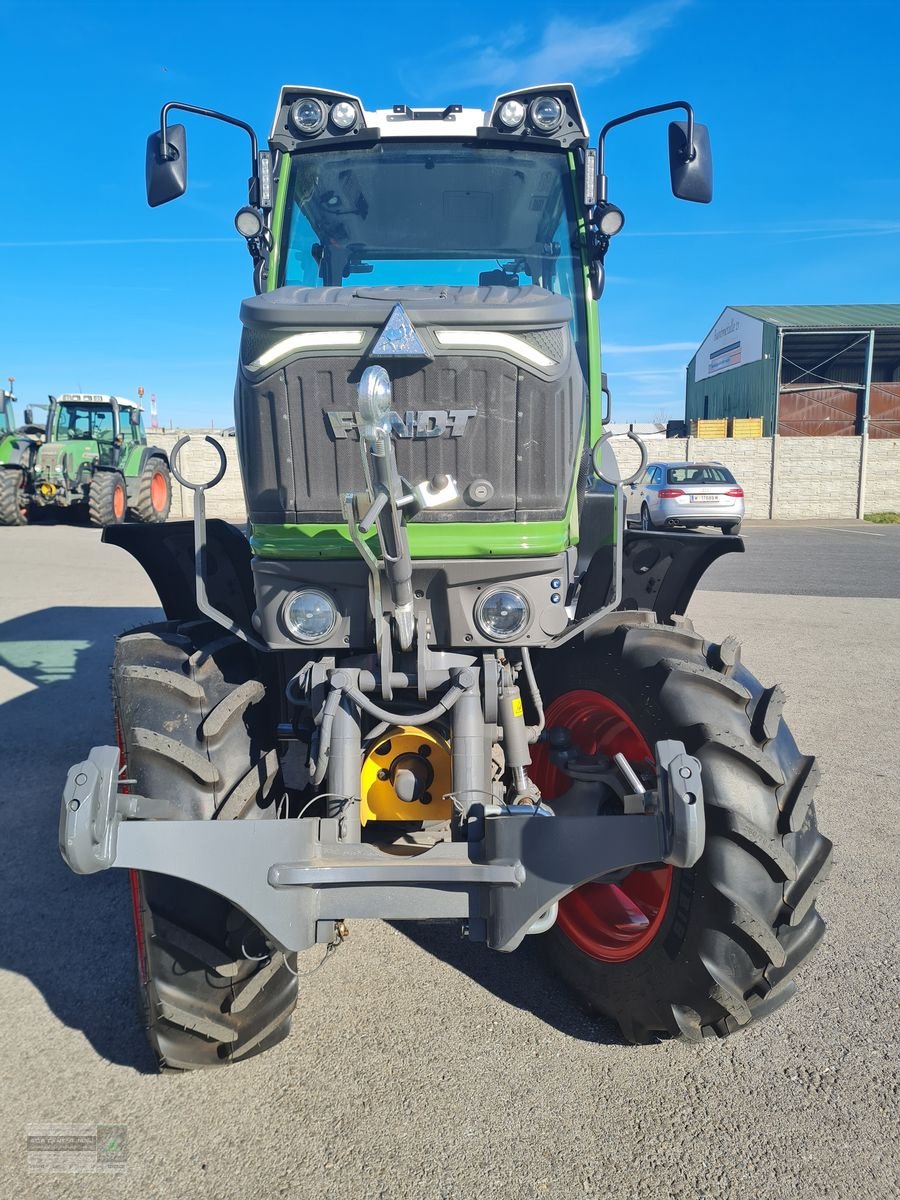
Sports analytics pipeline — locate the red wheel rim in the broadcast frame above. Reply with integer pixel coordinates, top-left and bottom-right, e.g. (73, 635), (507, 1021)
(113, 483), (126, 520)
(530, 689), (673, 962)
(150, 471), (167, 512)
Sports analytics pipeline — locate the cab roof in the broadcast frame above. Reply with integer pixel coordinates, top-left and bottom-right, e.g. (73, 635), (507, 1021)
(57, 393), (140, 409)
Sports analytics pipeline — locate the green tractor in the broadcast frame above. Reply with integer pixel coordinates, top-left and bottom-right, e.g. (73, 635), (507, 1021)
(0, 392), (171, 526)
(60, 84), (831, 1070)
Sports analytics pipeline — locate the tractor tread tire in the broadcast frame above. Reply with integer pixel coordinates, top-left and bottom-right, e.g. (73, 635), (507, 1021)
(114, 620), (297, 1071)
(537, 617), (832, 1045)
(131, 457), (172, 524)
(88, 471), (126, 527)
(0, 467), (28, 525)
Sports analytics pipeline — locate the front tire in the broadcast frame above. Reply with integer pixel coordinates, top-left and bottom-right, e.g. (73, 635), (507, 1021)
(132, 458), (172, 524)
(532, 615), (832, 1044)
(0, 468), (28, 525)
(88, 471), (127, 526)
(114, 620), (298, 1070)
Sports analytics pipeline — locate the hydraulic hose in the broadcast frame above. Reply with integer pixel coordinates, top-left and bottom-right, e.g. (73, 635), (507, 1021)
(311, 672), (470, 787)
(520, 647), (545, 744)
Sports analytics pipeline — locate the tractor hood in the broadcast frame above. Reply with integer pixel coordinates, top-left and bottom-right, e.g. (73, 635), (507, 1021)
(235, 284), (586, 535)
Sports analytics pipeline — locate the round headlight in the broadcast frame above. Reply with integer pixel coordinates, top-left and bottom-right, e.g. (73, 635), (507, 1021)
(330, 100), (358, 130)
(498, 98), (526, 129)
(597, 202), (625, 237)
(285, 589), (338, 642)
(475, 588), (530, 641)
(290, 97), (327, 136)
(529, 95), (563, 133)
(234, 206), (263, 238)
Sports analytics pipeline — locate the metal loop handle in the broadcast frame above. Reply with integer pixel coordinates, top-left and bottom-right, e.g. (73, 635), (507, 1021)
(591, 430), (648, 487)
(169, 434), (227, 492)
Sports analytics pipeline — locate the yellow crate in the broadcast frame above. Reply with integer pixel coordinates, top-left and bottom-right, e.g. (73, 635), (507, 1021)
(690, 419), (728, 439)
(729, 417), (764, 438)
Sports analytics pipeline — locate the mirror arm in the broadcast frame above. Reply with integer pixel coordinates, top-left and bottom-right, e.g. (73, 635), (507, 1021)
(597, 100), (695, 203)
(158, 101), (261, 206)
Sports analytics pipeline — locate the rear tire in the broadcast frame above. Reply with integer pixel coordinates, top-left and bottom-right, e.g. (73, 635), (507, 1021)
(533, 614), (832, 1044)
(640, 503), (656, 532)
(88, 471), (127, 526)
(132, 458), (171, 524)
(0, 468), (28, 525)
(114, 620), (298, 1070)
(722, 521), (742, 535)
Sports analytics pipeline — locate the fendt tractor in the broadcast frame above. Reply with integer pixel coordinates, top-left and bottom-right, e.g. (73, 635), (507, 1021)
(60, 84), (831, 1071)
(0, 393), (172, 526)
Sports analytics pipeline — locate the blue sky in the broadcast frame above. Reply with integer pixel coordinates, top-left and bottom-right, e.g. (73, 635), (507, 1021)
(2, 0), (899, 425)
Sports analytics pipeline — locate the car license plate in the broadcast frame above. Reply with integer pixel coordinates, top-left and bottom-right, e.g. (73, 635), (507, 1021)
(691, 494), (718, 503)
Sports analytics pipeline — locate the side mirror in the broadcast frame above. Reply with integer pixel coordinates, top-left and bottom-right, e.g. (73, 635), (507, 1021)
(129, 407), (141, 427)
(23, 407), (33, 425)
(669, 121), (712, 203)
(145, 124), (187, 207)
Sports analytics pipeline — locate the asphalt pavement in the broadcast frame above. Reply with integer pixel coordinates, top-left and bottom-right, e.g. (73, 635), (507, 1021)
(0, 524), (897, 1200)
(700, 521), (900, 598)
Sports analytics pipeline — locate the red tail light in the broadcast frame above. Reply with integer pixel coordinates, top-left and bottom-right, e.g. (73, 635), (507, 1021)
(725, 487), (744, 497)
(658, 488), (685, 498)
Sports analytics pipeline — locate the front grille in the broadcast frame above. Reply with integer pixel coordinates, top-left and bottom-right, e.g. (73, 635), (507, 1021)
(237, 353), (584, 525)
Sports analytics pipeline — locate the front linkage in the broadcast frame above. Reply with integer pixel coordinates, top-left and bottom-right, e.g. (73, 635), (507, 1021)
(61, 737), (703, 954)
(59, 366), (704, 956)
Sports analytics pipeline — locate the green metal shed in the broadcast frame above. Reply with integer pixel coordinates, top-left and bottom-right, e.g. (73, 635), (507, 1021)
(684, 304), (900, 437)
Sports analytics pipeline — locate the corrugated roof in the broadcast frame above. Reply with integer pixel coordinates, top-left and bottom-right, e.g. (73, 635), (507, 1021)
(732, 304), (900, 328)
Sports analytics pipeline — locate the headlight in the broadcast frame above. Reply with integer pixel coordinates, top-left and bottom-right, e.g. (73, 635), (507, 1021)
(330, 100), (358, 130)
(284, 589), (338, 642)
(290, 97), (327, 136)
(234, 206), (263, 238)
(498, 98), (526, 129)
(529, 95), (563, 133)
(475, 588), (530, 641)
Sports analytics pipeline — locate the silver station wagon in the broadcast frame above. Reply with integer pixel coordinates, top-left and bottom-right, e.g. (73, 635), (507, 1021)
(625, 461), (745, 534)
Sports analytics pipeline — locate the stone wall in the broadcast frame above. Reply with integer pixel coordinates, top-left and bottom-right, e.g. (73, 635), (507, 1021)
(155, 429), (900, 521)
(154, 432), (246, 518)
(864, 439), (900, 515)
(611, 435), (899, 519)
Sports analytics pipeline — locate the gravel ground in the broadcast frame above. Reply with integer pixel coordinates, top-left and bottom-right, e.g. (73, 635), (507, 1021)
(0, 526), (897, 1199)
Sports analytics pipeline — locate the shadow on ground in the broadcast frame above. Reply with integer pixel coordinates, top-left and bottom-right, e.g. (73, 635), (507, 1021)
(0, 604), (161, 1072)
(389, 921), (625, 1047)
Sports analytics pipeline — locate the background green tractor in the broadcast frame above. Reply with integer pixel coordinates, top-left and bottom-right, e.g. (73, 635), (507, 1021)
(0, 392), (171, 526)
(60, 84), (830, 1071)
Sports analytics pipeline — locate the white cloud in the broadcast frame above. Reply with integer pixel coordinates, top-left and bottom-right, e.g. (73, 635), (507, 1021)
(409, 2), (690, 93)
(624, 218), (900, 239)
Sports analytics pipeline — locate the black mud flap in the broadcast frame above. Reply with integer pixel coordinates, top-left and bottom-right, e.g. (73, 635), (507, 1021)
(103, 519), (255, 627)
(576, 529), (744, 624)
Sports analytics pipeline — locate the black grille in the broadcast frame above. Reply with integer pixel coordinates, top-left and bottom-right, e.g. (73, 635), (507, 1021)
(238, 354), (584, 525)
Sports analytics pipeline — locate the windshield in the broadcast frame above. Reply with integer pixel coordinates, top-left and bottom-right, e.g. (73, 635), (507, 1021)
(279, 142), (584, 316)
(56, 404), (116, 442)
(666, 465), (736, 485)
(0, 407), (10, 434)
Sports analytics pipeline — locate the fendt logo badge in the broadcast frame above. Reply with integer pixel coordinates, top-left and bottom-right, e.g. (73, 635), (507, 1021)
(327, 409), (477, 440)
